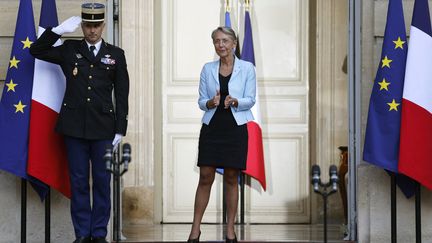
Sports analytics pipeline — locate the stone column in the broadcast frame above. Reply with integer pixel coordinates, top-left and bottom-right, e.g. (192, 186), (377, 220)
(120, 0), (155, 225)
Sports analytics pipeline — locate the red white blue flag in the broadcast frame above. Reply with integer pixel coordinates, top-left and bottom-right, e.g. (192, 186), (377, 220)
(399, 0), (432, 190)
(241, 9), (266, 191)
(27, 0), (71, 198)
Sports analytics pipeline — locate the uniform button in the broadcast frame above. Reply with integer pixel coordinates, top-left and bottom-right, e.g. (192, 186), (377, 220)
(87, 98), (91, 102)
(89, 75), (92, 79)
(63, 103), (67, 106)
(109, 109), (113, 112)
(90, 64), (94, 68)
(88, 86), (91, 90)
(75, 63), (78, 66)
(106, 67), (110, 70)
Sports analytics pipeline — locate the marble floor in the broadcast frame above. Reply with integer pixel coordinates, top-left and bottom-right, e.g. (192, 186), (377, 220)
(120, 223), (350, 242)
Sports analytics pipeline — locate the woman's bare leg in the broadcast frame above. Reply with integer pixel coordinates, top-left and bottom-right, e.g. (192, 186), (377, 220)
(224, 168), (239, 239)
(188, 166), (216, 239)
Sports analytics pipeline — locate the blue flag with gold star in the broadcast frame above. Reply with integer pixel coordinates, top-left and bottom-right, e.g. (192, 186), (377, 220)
(0, 0), (48, 199)
(363, 0), (415, 197)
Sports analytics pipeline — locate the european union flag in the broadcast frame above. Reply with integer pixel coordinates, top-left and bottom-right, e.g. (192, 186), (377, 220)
(0, 0), (47, 199)
(363, 0), (415, 197)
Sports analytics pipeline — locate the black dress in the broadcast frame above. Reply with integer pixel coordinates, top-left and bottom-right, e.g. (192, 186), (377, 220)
(197, 73), (248, 170)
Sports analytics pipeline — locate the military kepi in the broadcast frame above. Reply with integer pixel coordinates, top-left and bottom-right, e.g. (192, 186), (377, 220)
(81, 3), (105, 22)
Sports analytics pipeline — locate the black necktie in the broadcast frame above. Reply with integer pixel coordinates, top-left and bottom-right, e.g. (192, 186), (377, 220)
(89, 45), (96, 56)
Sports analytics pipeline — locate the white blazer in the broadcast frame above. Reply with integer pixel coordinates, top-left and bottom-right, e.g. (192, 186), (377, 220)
(198, 56), (256, 125)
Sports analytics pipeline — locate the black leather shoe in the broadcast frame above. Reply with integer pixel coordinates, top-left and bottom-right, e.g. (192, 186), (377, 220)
(187, 231), (201, 243)
(73, 237), (91, 243)
(225, 234), (238, 243)
(92, 238), (108, 243)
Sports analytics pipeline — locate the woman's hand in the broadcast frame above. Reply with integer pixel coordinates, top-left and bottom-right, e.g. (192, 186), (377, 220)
(224, 95), (238, 109)
(207, 90), (221, 109)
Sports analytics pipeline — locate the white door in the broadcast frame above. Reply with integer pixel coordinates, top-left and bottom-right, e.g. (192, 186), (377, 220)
(160, 0), (310, 223)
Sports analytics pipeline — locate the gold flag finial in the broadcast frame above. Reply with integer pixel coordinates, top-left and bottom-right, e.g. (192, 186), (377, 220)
(245, 0), (250, 11)
(225, 0), (231, 12)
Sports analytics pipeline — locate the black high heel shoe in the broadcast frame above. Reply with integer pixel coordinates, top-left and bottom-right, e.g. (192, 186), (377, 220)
(225, 234), (238, 243)
(187, 231), (201, 243)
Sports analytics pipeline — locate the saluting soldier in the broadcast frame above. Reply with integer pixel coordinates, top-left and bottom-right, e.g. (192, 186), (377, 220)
(30, 3), (129, 243)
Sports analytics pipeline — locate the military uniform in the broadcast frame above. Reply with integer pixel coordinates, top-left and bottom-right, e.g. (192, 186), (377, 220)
(30, 4), (129, 241)
(30, 29), (129, 139)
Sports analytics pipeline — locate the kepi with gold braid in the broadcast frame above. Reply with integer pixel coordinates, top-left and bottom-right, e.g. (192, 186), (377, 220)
(81, 2), (105, 23)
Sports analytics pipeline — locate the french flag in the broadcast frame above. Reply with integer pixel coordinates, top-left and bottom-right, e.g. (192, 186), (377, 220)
(398, 0), (432, 190)
(241, 10), (266, 191)
(27, 0), (71, 197)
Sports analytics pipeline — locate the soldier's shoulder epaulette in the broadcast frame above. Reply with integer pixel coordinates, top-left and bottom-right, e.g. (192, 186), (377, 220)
(104, 42), (125, 53)
(105, 42), (117, 48)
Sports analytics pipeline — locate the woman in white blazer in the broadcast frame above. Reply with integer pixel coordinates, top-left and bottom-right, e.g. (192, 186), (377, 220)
(187, 27), (256, 243)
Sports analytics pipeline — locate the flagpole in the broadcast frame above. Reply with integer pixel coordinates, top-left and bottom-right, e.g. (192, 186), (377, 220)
(390, 174), (396, 243)
(415, 182), (421, 243)
(45, 188), (50, 243)
(245, 0), (250, 11)
(223, 0), (228, 225)
(21, 179), (27, 243)
(238, 0), (251, 225)
(240, 173), (245, 224)
(223, 182), (227, 224)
